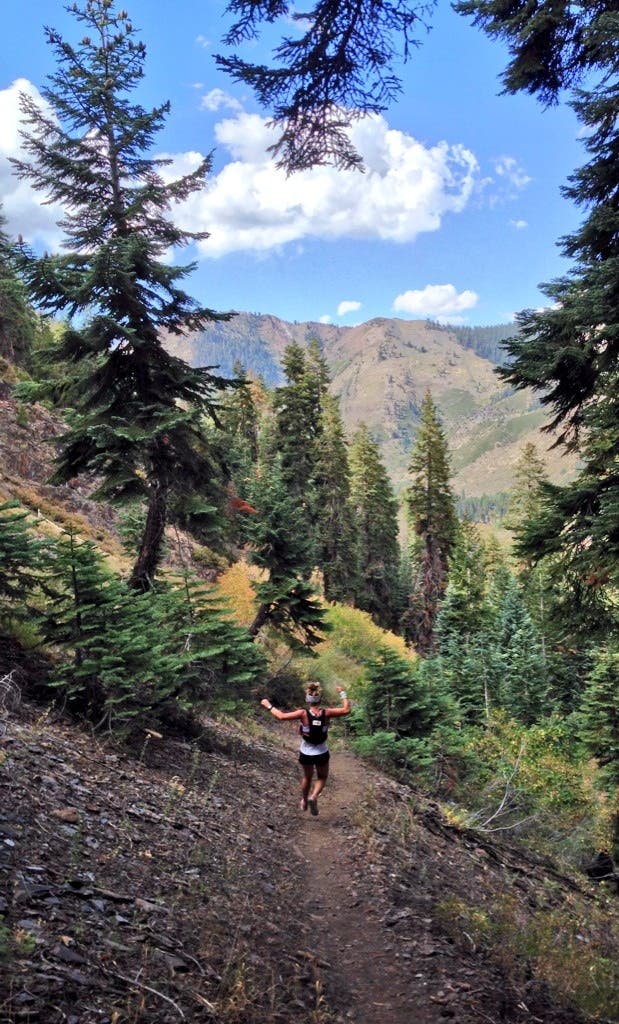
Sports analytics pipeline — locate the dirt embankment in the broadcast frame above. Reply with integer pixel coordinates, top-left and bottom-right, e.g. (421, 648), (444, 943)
(1, 700), (590, 1024)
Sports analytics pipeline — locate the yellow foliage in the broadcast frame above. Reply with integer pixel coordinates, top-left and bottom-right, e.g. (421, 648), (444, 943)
(321, 604), (412, 664)
(215, 562), (261, 627)
(297, 603), (415, 700)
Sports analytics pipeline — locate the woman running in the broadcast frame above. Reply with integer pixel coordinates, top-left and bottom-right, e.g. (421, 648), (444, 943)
(261, 681), (351, 815)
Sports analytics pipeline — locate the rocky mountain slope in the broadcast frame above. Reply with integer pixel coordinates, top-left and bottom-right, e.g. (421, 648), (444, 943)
(164, 313), (578, 497)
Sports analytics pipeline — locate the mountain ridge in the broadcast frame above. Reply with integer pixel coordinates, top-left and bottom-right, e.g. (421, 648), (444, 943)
(164, 312), (577, 498)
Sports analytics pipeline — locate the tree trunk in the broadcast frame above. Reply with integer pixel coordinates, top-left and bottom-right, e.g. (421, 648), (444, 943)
(248, 602), (271, 638)
(129, 482), (168, 591)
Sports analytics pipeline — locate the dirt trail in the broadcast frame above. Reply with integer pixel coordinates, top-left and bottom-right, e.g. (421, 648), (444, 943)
(1, 703), (586, 1024)
(288, 747), (475, 1024)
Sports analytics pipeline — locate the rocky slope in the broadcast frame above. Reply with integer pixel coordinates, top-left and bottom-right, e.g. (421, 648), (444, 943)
(0, 694), (598, 1024)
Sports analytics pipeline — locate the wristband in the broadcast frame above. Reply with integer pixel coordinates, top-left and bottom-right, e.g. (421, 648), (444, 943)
(340, 691), (347, 699)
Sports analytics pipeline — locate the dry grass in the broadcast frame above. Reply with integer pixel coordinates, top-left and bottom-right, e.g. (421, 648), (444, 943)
(436, 892), (619, 1021)
(215, 561), (262, 626)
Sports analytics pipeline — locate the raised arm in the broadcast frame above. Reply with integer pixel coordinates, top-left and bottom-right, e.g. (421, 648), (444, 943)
(260, 698), (305, 722)
(325, 685), (351, 718)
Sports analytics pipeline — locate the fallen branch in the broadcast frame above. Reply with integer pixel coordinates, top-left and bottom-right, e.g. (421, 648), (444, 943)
(102, 967), (186, 1020)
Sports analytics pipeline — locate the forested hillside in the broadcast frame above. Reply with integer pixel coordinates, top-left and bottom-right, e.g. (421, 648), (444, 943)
(165, 312), (579, 500)
(1, 1), (618, 1022)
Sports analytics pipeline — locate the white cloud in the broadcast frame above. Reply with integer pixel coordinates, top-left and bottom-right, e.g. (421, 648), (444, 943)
(200, 88), (243, 113)
(319, 314), (332, 324)
(509, 218), (528, 229)
(173, 110), (479, 257)
(493, 156), (531, 191)
(0, 79), (64, 248)
(337, 300), (362, 317)
(0, 83), (481, 264)
(195, 34), (210, 49)
(392, 283), (478, 317)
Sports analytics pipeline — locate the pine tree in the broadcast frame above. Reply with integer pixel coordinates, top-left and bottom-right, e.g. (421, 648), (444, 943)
(434, 541), (499, 726)
(578, 645), (619, 788)
(491, 572), (548, 723)
(151, 574), (266, 710)
(364, 646), (437, 739)
(0, 502), (47, 623)
(218, 364), (262, 546)
(41, 531), (265, 724)
(457, 2), (619, 610)
(216, 0), (434, 172)
(0, 209), (38, 367)
(12, 0), (232, 589)
(221, 362), (260, 471)
(349, 424), (401, 630)
(272, 341), (324, 567)
(40, 530), (166, 718)
(244, 456), (326, 647)
(504, 442), (549, 535)
(274, 342), (321, 499)
(404, 392), (459, 654)
(440, 519), (488, 641)
(315, 394), (359, 603)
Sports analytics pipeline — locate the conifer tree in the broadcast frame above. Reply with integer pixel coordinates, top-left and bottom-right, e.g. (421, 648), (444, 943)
(41, 531), (265, 724)
(244, 457), (326, 647)
(217, 0), (437, 172)
(0, 210), (38, 367)
(12, 0), (232, 590)
(404, 392), (459, 654)
(491, 572), (548, 722)
(364, 647), (437, 738)
(0, 502), (47, 624)
(440, 519), (488, 641)
(315, 394), (359, 603)
(578, 645), (619, 788)
(222, 362), (260, 471)
(41, 530), (167, 718)
(457, 2), (619, 611)
(274, 342), (322, 501)
(349, 424), (400, 630)
(504, 442), (548, 535)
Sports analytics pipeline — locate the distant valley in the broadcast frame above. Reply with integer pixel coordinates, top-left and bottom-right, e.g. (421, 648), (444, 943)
(165, 313), (577, 500)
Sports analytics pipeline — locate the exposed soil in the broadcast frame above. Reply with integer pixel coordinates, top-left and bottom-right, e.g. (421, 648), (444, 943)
(0, 696), (593, 1024)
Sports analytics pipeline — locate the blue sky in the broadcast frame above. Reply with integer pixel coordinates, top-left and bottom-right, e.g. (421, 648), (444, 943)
(1, 0), (584, 328)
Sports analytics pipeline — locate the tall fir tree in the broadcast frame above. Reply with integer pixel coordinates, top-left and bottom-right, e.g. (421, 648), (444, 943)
(495, 576), (548, 723)
(504, 442), (549, 536)
(0, 502), (48, 626)
(272, 341), (323, 566)
(457, 1), (619, 633)
(434, 535), (498, 726)
(578, 645), (619, 790)
(0, 207), (38, 366)
(349, 424), (401, 630)
(244, 456), (326, 648)
(404, 391), (459, 654)
(12, 0), (232, 589)
(315, 393), (359, 603)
